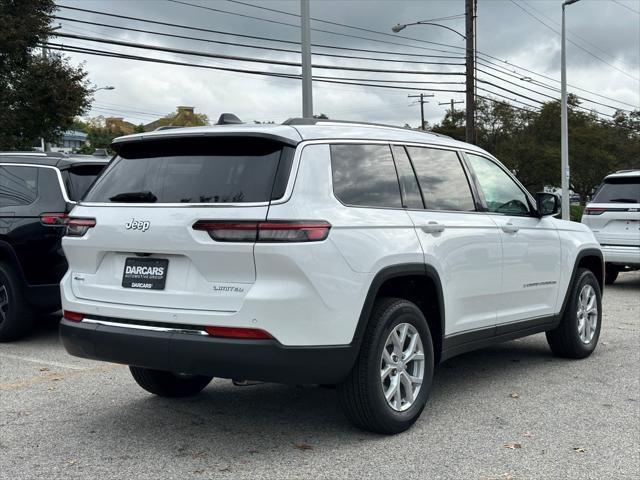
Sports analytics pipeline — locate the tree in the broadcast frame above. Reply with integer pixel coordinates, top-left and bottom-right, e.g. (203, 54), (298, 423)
(0, 0), (92, 150)
(154, 109), (209, 129)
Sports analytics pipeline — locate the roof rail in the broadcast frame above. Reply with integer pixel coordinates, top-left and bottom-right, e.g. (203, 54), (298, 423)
(282, 118), (452, 139)
(154, 125), (183, 131)
(0, 151), (68, 157)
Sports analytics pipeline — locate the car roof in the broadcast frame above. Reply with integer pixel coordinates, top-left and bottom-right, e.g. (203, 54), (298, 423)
(110, 121), (487, 155)
(605, 169), (640, 180)
(0, 152), (110, 169)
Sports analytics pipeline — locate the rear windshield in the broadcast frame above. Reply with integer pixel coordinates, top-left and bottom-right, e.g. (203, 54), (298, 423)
(83, 137), (294, 204)
(592, 177), (640, 203)
(63, 165), (106, 201)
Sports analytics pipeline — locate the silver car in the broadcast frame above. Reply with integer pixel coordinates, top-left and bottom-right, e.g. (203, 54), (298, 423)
(582, 170), (640, 284)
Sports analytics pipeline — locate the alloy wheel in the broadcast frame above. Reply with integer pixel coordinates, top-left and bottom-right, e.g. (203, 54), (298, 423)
(577, 284), (598, 344)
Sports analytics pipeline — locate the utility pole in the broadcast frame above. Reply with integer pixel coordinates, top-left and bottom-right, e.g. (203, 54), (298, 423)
(465, 0), (476, 144)
(439, 99), (464, 116)
(561, 0), (580, 220)
(300, 0), (313, 118)
(41, 24), (61, 152)
(408, 93), (434, 130)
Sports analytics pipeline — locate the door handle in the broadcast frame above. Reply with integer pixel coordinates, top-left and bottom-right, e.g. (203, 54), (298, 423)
(501, 223), (519, 234)
(421, 221), (445, 234)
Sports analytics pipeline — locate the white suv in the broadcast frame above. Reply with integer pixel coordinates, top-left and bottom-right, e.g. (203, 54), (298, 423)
(582, 170), (640, 284)
(60, 119), (604, 434)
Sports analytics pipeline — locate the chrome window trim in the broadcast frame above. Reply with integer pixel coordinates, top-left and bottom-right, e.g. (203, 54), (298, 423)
(0, 162), (75, 204)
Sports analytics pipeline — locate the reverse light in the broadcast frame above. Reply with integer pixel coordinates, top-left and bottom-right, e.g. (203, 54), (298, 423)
(193, 220), (331, 243)
(63, 310), (84, 322)
(40, 213), (68, 226)
(204, 326), (273, 339)
(66, 217), (96, 237)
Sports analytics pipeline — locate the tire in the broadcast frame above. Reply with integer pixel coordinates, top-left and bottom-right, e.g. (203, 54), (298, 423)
(604, 264), (619, 285)
(129, 366), (213, 397)
(338, 297), (434, 435)
(0, 261), (36, 342)
(546, 268), (602, 359)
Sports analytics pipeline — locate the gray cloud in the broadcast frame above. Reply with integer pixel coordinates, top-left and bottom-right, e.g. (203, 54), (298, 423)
(54, 0), (639, 127)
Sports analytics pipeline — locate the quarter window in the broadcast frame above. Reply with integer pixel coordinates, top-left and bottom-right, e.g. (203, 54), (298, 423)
(330, 144), (402, 208)
(0, 166), (38, 207)
(466, 154), (532, 215)
(406, 147), (475, 211)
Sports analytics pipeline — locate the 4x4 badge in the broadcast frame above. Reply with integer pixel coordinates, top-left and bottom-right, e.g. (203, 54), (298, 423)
(125, 219), (150, 231)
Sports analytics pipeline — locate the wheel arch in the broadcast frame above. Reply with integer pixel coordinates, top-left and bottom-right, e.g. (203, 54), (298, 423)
(560, 248), (604, 318)
(352, 263), (445, 363)
(0, 240), (28, 288)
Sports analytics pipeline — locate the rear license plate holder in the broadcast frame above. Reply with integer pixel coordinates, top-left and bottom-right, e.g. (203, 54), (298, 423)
(122, 257), (169, 290)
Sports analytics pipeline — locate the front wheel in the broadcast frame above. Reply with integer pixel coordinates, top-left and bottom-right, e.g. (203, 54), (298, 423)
(338, 297), (434, 434)
(546, 268), (602, 359)
(129, 366), (213, 397)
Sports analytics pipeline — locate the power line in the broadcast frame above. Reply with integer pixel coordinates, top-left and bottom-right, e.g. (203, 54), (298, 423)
(54, 32), (465, 76)
(509, 0), (639, 81)
(56, 4), (637, 110)
(611, 0), (640, 15)
(55, 16), (464, 66)
(477, 58), (639, 109)
(54, 6), (464, 59)
(522, 0), (636, 70)
(45, 42), (466, 94)
(168, 0), (468, 53)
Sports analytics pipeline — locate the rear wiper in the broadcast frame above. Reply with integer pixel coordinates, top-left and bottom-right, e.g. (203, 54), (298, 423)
(608, 198), (638, 203)
(109, 191), (157, 203)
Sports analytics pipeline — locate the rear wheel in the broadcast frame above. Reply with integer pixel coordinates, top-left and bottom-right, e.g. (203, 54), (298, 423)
(0, 262), (36, 342)
(129, 366), (213, 397)
(338, 297), (434, 434)
(604, 264), (619, 285)
(546, 268), (602, 359)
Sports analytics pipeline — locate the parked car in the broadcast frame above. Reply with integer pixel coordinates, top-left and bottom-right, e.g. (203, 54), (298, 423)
(59, 119), (603, 434)
(0, 152), (109, 341)
(582, 170), (640, 284)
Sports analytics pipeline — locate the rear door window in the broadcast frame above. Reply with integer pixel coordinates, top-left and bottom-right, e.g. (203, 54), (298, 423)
(406, 147), (476, 212)
(63, 165), (107, 201)
(330, 144), (402, 208)
(83, 137), (293, 204)
(592, 177), (640, 203)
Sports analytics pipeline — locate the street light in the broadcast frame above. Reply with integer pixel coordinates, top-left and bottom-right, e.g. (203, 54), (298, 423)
(391, 21), (466, 40)
(561, 0), (581, 220)
(93, 86), (115, 92)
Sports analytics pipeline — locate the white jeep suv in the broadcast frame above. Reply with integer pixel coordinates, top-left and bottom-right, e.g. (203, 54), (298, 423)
(582, 170), (640, 284)
(60, 119), (604, 434)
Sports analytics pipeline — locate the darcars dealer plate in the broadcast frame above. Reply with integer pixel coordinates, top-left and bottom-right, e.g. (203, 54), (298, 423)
(122, 257), (169, 290)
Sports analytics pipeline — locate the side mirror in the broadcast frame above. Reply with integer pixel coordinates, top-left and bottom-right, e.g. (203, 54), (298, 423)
(536, 192), (560, 217)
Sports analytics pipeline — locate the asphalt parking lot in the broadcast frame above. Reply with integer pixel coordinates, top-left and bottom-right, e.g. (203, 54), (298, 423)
(1, 272), (638, 480)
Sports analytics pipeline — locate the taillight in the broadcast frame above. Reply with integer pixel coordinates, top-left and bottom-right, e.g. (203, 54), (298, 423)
(63, 310), (84, 322)
(40, 213), (68, 226)
(193, 220), (331, 242)
(204, 326), (273, 339)
(66, 217), (96, 237)
(584, 207), (606, 215)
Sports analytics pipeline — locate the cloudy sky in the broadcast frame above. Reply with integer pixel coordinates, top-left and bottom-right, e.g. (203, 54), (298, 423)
(51, 0), (640, 128)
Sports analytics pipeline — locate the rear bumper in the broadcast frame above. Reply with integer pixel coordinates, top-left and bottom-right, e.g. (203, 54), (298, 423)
(59, 318), (357, 384)
(601, 245), (640, 266)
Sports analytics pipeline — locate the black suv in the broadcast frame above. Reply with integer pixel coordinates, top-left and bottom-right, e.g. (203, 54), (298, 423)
(0, 152), (108, 340)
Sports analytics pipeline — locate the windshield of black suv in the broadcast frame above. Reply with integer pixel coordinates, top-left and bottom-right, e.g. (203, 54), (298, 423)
(63, 165), (107, 201)
(592, 176), (640, 203)
(83, 137), (294, 204)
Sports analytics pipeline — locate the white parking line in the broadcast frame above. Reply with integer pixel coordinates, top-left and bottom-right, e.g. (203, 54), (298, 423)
(0, 352), (87, 371)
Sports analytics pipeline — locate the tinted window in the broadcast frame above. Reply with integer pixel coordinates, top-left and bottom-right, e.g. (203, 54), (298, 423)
(392, 145), (424, 209)
(84, 138), (291, 203)
(406, 147), (475, 211)
(466, 154), (531, 215)
(592, 177), (640, 203)
(331, 144), (402, 208)
(0, 166), (38, 207)
(64, 165), (106, 201)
